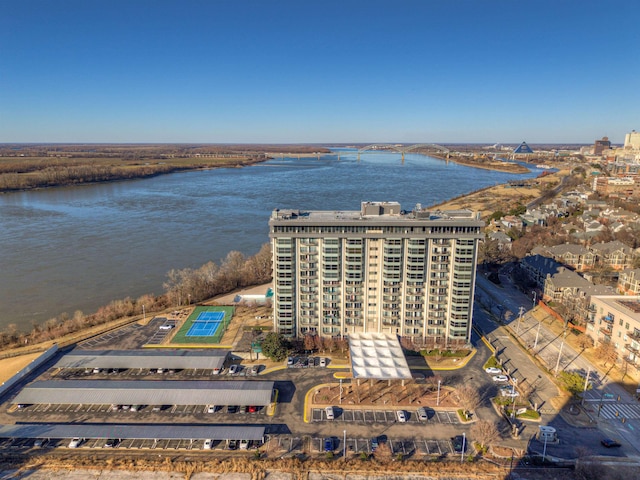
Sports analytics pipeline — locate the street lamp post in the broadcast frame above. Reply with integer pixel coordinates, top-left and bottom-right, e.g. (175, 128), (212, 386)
(142, 304), (146, 323)
(533, 319), (542, 350)
(343, 430), (346, 459)
(460, 432), (466, 463)
(516, 306), (525, 336)
(532, 291), (537, 309)
(555, 329), (568, 376)
(542, 434), (548, 463)
(436, 379), (441, 406)
(582, 367), (591, 406)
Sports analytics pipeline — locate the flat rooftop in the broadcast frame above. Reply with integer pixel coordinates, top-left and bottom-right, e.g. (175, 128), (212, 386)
(53, 349), (229, 370)
(14, 380), (275, 407)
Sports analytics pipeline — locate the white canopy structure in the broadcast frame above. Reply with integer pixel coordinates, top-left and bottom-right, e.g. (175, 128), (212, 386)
(348, 332), (412, 380)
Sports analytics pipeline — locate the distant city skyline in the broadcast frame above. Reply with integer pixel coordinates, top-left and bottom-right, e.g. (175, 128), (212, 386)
(1, 1), (638, 144)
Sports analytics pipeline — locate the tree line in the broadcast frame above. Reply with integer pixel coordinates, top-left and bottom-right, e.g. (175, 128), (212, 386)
(0, 244), (272, 350)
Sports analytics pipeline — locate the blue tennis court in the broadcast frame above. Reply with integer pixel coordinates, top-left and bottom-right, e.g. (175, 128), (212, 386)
(186, 321), (222, 337)
(195, 311), (225, 322)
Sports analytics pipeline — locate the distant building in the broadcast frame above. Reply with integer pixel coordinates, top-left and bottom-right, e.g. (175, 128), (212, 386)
(618, 269), (640, 295)
(269, 202), (484, 345)
(624, 130), (640, 150)
(594, 136), (611, 156)
(513, 142), (534, 154)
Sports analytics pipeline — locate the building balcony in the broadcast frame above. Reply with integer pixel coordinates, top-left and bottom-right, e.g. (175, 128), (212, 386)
(625, 343), (640, 355)
(599, 327), (613, 336)
(628, 330), (640, 342)
(601, 315), (614, 324)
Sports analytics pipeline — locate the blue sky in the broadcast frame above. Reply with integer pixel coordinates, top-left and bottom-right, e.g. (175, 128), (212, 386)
(1, 1), (638, 144)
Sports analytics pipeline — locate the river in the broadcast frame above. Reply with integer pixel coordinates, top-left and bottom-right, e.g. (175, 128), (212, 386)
(0, 149), (545, 331)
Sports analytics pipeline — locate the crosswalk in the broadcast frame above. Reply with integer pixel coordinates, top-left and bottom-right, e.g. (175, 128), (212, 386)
(594, 402), (640, 420)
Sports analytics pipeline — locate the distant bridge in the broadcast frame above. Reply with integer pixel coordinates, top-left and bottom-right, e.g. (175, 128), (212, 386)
(277, 144), (451, 162)
(356, 143), (450, 162)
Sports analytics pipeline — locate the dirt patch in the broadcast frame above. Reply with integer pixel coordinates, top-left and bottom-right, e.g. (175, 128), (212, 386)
(0, 352), (43, 384)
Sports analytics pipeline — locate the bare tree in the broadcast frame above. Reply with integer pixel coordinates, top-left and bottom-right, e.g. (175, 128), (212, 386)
(303, 334), (316, 352)
(373, 440), (392, 462)
(456, 385), (480, 413)
(471, 420), (500, 449)
(576, 334), (594, 351)
(596, 340), (618, 367)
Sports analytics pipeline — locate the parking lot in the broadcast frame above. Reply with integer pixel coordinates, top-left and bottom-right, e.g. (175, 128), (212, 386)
(14, 403), (265, 416)
(51, 363), (261, 380)
(311, 407), (460, 425)
(0, 437), (256, 451)
(268, 435), (458, 457)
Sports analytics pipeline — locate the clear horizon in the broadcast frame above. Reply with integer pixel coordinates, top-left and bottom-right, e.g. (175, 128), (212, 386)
(1, 0), (638, 144)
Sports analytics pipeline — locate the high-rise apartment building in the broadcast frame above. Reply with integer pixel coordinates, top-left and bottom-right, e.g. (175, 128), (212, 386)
(269, 202), (484, 345)
(593, 136), (611, 156)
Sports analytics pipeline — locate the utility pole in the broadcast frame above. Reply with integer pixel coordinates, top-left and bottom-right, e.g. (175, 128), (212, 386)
(533, 319), (542, 350)
(437, 379), (441, 406)
(582, 367), (591, 406)
(555, 329), (567, 376)
(516, 306), (525, 336)
(532, 290), (537, 308)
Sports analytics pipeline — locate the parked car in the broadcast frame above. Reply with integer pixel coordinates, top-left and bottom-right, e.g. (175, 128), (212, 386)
(452, 435), (466, 453)
(370, 437), (379, 452)
(203, 439), (213, 450)
(492, 375), (509, 382)
(227, 439), (238, 450)
(104, 438), (119, 448)
(68, 437), (82, 448)
(324, 437), (334, 452)
(485, 367), (502, 374)
(207, 405), (216, 413)
(130, 405), (142, 412)
(417, 407), (429, 421)
(248, 405), (259, 413)
(227, 405), (238, 414)
(396, 410), (407, 422)
(500, 389), (520, 397)
(287, 357), (294, 367)
(229, 364), (240, 375)
(159, 324), (174, 330)
(325, 406), (335, 420)
(239, 439), (249, 449)
(92, 368), (101, 374)
(239, 405), (248, 414)
(249, 365), (260, 376)
(601, 438), (621, 448)
(33, 438), (47, 448)
(319, 357), (327, 367)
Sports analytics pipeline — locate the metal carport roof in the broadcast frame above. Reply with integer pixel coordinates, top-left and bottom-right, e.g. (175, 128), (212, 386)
(53, 349), (229, 370)
(13, 380), (274, 406)
(349, 332), (412, 380)
(0, 424), (265, 441)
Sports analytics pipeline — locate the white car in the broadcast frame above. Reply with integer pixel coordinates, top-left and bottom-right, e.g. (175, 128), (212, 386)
(501, 389), (520, 398)
(229, 364), (240, 375)
(203, 439), (213, 450)
(239, 439), (249, 450)
(325, 406), (335, 420)
(68, 437), (81, 448)
(159, 324), (174, 330)
(207, 405), (216, 413)
(492, 375), (509, 382)
(485, 367), (502, 374)
(396, 410), (407, 422)
(319, 357), (327, 367)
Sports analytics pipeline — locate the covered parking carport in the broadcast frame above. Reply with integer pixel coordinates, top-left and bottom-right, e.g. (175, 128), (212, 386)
(0, 423), (265, 443)
(52, 348), (229, 372)
(12, 380), (274, 407)
(349, 332), (412, 385)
